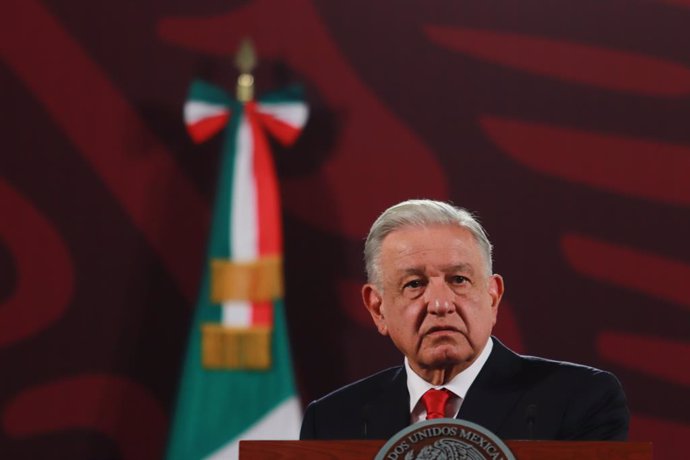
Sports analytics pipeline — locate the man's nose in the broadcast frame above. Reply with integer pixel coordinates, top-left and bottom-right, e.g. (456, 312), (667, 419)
(424, 278), (454, 315)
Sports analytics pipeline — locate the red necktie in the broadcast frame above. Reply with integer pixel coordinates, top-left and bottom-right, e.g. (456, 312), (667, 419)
(422, 388), (451, 420)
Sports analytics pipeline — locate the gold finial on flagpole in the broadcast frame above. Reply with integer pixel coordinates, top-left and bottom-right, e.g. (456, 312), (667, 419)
(235, 38), (257, 102)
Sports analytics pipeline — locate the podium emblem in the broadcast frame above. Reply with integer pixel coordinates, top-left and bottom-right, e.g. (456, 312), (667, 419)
(376, 419), (515, 460)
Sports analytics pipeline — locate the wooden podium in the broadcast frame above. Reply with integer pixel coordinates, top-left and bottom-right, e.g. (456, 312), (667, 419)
(240, 439), (652, 459)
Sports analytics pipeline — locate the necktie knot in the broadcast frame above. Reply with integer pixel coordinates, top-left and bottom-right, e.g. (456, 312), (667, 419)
(422, 388), (451, 420)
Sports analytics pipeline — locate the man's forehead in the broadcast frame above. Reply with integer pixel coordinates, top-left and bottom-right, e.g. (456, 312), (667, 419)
(381, 224), (478, 253)
(379, 225), (487, 273)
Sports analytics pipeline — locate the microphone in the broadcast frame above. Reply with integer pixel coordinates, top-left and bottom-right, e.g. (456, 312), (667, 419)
(361, 404), (370, 439)
(526, 404), (537, 439)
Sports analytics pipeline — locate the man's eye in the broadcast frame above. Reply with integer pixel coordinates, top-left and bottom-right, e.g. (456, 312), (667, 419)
(450, 275), (469, 285)
(404, 279), (425, 289)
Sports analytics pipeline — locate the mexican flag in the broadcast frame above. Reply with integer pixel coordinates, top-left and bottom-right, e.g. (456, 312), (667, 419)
(166, 80), (308, 459)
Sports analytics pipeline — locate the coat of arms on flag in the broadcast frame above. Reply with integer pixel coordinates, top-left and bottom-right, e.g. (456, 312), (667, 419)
(167, 39), (307, 459)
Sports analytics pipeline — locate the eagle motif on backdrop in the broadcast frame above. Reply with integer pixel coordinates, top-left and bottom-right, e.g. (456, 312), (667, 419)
(406, 439), (485, 460)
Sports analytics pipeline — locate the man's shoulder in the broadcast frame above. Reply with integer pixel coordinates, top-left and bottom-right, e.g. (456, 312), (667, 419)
(520, 353), (618, 382)
(309, 366), (405, 408)
(520, 352), (608, 373)
(487, 339), (623, 396)
(477, 339), (629, 440)
(494, 338), (615, 376)
(301, 366), (409, 439)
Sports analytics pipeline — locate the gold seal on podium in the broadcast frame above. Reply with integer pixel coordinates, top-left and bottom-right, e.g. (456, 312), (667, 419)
(376, 419), (516, 460)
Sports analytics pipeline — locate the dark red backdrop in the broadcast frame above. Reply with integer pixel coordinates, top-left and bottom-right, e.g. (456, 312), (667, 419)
(2, 0), (690, 458)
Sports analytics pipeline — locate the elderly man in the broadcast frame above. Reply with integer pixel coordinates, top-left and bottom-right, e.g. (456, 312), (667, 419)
(300, 199), (629, 440)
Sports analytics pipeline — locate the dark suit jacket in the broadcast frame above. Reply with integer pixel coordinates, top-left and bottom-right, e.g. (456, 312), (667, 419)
(300, 338), (629, 440)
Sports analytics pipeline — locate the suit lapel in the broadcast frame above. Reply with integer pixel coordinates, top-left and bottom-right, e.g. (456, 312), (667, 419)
(360, 340), (527, 438)
(457, 338), (525, 434)
(365, 367), (410, 439)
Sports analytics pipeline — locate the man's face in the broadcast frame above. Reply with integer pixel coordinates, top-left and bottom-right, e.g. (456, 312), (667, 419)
(362, 224), (504, 380)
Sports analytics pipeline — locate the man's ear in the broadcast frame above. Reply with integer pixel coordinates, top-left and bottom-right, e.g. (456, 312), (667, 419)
(362, 284), (388, 336)
(488, 274), (505, 326)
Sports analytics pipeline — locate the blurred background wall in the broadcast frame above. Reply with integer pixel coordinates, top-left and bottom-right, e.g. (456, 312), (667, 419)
(2, 0), (689, 458)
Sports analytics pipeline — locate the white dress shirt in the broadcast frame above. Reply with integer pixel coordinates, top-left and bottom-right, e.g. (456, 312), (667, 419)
(406, 338), (494, 423)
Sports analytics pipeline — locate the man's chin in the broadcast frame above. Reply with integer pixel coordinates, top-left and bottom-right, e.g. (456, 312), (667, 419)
(422, 346), (473, 369)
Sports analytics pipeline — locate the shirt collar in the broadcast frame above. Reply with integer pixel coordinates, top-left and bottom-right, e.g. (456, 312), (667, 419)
(405, 337), (494, 413)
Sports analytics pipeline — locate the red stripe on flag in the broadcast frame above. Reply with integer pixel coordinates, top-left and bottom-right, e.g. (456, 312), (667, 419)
(251, 301), (274, 326)
(186, 112), (230, 143)
(245, 102), (282, 256)
(256, 111), (302, 146)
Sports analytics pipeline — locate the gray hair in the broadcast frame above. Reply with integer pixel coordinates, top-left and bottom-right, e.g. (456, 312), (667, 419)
(364, 199), (494, 286)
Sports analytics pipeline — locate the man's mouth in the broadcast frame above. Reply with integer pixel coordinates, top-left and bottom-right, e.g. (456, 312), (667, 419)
(425, 326), (462, 336)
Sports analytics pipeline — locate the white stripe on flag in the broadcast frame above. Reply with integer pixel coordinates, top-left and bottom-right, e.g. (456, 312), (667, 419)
(204, 396), (302, 460)
(221, 301), (252, 327)
(257, 102), (309, 129)
(184, 101), (229, 124)
(231, 115), (258, 262)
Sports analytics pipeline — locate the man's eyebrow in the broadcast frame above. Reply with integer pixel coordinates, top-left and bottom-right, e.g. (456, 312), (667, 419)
(395, 264), (475, 276)
(444, 263), (475, 274)
(398, 267), (426, 277)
